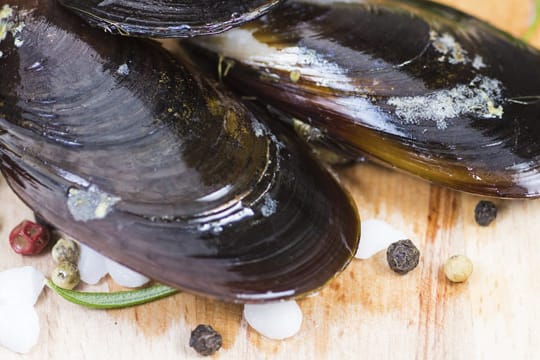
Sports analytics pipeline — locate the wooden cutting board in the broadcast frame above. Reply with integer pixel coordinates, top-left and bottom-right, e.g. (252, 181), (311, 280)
(1, 1), (539, 359)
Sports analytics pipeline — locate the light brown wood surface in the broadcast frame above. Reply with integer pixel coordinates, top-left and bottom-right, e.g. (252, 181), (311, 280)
(1, 1), (540, 359)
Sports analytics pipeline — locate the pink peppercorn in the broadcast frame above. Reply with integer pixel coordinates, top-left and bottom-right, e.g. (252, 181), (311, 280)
(9, 220), (50, 255)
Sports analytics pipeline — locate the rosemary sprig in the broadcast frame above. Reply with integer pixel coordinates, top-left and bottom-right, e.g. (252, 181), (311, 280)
(46, 280), (179, 309)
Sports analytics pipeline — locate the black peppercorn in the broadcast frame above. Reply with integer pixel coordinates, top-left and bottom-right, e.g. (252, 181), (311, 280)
(386, 239), (420, 274)
(189, 324), (222, 356)
(474, 200), (497, 226)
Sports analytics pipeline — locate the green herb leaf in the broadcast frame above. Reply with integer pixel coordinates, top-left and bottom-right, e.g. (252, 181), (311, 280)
(46, 280), (179, 309)
(523, 0), (540, 42)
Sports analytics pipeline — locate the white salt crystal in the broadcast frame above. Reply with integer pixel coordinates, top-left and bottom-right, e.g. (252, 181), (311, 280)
(0, 267), (44, 353)
(0, 266), (45, 306)
(78, 243), (108, 285)
(243, 301), (302, 340)
(355, 219), (407, 259)
(105, 259), (149, 288)
(0, 305), (40, 354)
(78, 243), (149, 287)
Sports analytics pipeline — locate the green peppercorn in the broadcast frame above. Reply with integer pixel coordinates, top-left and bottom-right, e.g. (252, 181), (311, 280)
(52, 261), (80, 290)
(386, 239), (420, 274)
(444, 255), (473, 283)
(52, 238), (80, 264)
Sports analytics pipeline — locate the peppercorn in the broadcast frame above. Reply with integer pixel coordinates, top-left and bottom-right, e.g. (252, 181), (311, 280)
(52, 238), (80, 264)
(474, 200), (497, 226)
(444, 255), (473, 283)
(386, 239), (420, 274)
(9, 220), (50, 255)
(51, 261), (81, 290)
(189, 324), (222, 356)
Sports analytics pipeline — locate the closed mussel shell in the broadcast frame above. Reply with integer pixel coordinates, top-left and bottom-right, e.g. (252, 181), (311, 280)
(0, 0), (359, 302)
(186, 0), (540, 198)
(57, 0), (284, 37)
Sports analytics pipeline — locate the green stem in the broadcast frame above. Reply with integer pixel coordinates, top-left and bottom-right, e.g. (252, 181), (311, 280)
(523, 0), (540, 42)
(46, 280), (179, 309)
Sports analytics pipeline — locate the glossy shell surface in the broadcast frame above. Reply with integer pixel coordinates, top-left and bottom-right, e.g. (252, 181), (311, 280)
(0, 0), (360, 302)
(57, 0), (284, 37)
(188, 0), (540, 198)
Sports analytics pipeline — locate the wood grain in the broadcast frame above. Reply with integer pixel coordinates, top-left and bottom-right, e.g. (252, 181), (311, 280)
(1, 1), (540, 359)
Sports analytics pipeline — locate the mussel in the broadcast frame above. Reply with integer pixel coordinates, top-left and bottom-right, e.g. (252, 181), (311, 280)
(186, 0), (540, 198)
(56, 0), (284, 37)
(0, 1), (360, 302)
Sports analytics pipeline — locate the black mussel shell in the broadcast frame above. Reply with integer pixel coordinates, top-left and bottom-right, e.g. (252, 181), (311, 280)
(0, 1), (359, 302)
(185, 0), (540, 198)
(57, 0), (284, 38)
